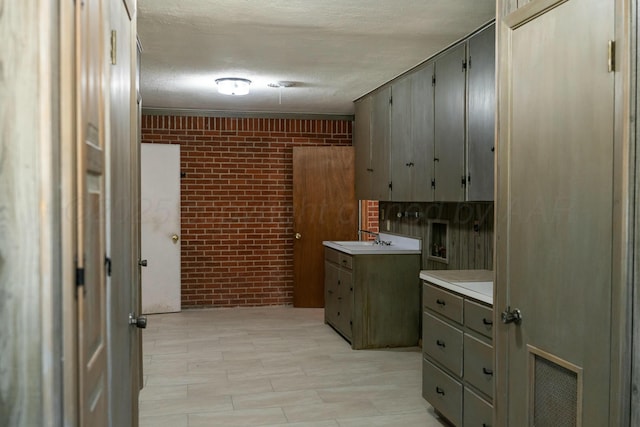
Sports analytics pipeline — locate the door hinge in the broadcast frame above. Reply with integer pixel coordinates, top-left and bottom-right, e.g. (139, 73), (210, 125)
(608, 40), (615, 73)
(110, 30), (117, 65)
(105, 257), (112, 277)
(432, 75), (436, 86)
(76, 267), (85, 287)
(462, 59), (467, 71)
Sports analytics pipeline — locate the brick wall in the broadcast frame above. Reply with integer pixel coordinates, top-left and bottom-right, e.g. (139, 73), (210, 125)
(141, 115), (353, 308)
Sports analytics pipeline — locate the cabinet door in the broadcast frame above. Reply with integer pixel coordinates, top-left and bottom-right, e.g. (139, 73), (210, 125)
(467, 24), (495, 201)
(324, 261), (340, 325)
(411, 64), (435, 202)
(370, 87), (391, 201)
(390, 76), (412, 201)
(354, 96), (372, 200)
(337, 269), (353, 338)
(434, 44), (466, 202)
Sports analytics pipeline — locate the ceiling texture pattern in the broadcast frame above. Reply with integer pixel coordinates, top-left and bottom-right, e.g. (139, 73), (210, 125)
(138, 0), (495, 115)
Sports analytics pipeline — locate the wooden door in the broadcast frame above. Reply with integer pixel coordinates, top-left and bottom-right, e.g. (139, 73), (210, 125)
(77, 0), (108, 424)
(141, 143), (182, 313)
(293, 147), (357, 307)
(108, 0), (140, 425)
(495, 0), (615, 425)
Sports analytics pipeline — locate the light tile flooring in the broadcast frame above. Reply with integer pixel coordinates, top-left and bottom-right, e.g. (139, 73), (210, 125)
(139, 307), (449, 427)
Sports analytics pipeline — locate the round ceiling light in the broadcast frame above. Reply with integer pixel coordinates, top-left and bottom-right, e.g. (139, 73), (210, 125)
(215, 78), (251, 96)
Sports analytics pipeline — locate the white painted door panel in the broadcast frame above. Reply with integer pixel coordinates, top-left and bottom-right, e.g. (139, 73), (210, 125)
(141, 143), (181, 314)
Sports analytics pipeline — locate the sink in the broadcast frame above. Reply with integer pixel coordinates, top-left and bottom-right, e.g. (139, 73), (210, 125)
(323, 233), (421, 255)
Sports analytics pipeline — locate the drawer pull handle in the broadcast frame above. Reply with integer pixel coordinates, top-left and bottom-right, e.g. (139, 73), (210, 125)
(436, 340), (446, 348)
(328, 290), (333, 294)
(482, 424), (490, 427)
(435, 387), (445, 396)
(483, 367), (494, 376)
(436, 299), (446, 306)
(482, 318), (493, 326)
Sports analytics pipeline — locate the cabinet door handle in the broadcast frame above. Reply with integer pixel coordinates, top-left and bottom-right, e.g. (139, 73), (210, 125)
(327, 290), (333, 294)
(482, 318), (493, 326)
(435, 387), (445, 396)
(483, 367), (493, 376)
(436, 299), (446, 307)
(436, 340), (446, 348)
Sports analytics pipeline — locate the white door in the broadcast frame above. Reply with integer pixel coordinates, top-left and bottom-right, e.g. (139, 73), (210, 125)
(141, 143), (181, 313)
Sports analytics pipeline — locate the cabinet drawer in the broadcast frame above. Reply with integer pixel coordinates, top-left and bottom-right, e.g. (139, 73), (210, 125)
(463, 333), (494, 399)
(423, 283), (463, 324)
(423, 312), (463, 376)
(422, 357), (462, 427)
(464, 387), (493, 427)
(325, 248), (341, 264)
(464, 299), (493, 339)
(339, 253), (353, 270)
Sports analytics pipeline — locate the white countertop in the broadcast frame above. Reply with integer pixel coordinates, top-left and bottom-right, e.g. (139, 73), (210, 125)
(420, 269), (494, 305)
(323, 233), (421, 255)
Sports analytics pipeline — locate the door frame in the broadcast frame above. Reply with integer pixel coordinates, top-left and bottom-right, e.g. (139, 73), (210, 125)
(494, 0), (633, 425)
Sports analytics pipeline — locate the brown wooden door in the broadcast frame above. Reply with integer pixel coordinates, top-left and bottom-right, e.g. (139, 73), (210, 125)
(77, 0), (108, 425)
(293, 147), (357, 307)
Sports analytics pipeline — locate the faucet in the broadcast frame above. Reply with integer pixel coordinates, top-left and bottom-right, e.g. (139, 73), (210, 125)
(358, 229), (379, 243)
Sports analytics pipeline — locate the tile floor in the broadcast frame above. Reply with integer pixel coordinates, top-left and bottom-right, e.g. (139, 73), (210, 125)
(139, 306), (449, 426)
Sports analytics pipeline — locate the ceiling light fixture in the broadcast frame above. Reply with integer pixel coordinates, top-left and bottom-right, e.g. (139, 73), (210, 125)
(215, 78), (251, 96)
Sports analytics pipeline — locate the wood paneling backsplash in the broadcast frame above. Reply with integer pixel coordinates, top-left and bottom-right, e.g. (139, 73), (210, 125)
(379, 202), (494, 271)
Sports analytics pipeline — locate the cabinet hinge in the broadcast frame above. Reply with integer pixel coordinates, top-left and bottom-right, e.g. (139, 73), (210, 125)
(467, 174), (471, 184)
(432, 75), (436, 86)
(110, 30), (117, 65)
(608, 40), (615, 73)
(462, 59), (467, 71)
(431, 179), (436, 189)
(389, 182), (393, 190)
(461, 176), (467, 187)
(468, 57), (472, 69)
(389, 95), (393, 105)
(105, 257), (112, 277)
(76, 267), (85, 287)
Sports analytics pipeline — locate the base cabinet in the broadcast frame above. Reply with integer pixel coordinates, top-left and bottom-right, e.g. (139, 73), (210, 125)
(324, 247), (420, 349)
(422, 280), (494, 426)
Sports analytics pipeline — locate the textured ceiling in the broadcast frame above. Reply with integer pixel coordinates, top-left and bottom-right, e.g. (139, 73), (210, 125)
(138, 0), (495, 115)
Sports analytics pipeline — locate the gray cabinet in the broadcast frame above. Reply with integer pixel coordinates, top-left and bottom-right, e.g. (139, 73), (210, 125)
(390, 64), (435, 202)
(324, 247), (420, 349)
(354, 95), (372, 200)
(354, 88), (391, 201)
(434, 44), (466, 202)
(466, 24), (496, 201)
(370, 87), (391, 201)
(422, 281), (494, 426)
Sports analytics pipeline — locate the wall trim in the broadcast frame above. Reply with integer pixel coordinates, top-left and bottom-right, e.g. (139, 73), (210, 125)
(142, 107), (354, 121)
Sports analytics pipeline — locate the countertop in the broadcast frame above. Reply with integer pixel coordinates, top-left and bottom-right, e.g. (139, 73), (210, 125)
(420, 269), (494, 305)
(323, 232), (421, 255)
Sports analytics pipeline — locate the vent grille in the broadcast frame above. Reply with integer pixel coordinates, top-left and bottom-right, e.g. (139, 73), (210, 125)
(533, 355), (578, 427)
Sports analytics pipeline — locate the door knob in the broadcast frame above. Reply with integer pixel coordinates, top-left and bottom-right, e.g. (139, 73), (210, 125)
(171, 234), (179, 243)
(501, 306), (522, 324)
(129, 313), (147, 329)
(295, 233), (302, 240)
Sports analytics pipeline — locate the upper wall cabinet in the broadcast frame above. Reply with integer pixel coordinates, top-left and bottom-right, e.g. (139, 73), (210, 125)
(434, 44), (467, 202)
(390, 64), (435, 202)
(466, 24), (496, 201)
(354, 95), (373, 200)
(370, 87), (392, 201)
(354, 22), (495, 203)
